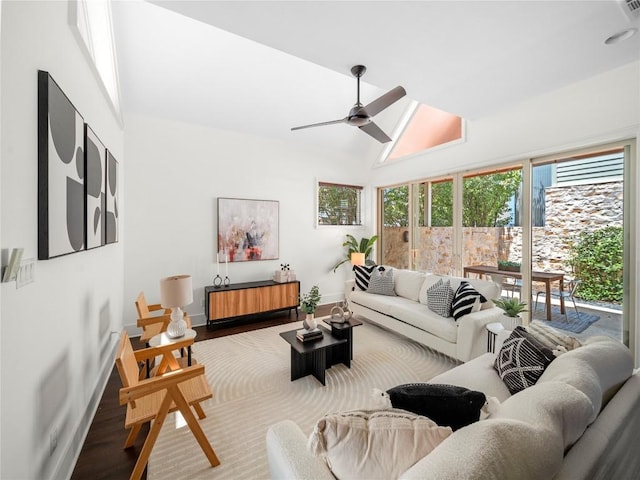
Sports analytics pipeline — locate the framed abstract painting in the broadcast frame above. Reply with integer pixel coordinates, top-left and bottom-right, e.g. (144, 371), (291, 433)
(84, 124), (106, 249)
(105, 151), (119, 244)
(38, 70), (85, 259)
(217, 198), (279, 262)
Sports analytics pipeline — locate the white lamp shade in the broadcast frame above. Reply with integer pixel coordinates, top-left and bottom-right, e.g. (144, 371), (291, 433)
(351, 252), (366, 266)
(159, 275), (193, 308)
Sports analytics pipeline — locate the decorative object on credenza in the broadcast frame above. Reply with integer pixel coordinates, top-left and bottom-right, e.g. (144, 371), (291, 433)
(332, 234), (378, 272)
(159, 274), (193, 338)
(224, 276), (230, 287)
(38, 70), (86, 259)
(274, 263), (296, 283)
(218, 197), (279, 262)
(213, 274), (223, 288)
(300, 285), (321, 330)
(105, 151), (119, 244)
(85, 125), (106, 249)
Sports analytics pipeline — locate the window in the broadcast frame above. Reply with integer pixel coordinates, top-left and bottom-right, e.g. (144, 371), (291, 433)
(318, 182), (362, 226)
(71, 0), (122, 119)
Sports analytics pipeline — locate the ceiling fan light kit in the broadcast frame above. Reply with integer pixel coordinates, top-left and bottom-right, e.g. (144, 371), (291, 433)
(291, 65), (406, 143)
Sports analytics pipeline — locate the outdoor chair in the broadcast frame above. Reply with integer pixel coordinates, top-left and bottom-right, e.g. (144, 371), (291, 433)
(488, 274), (521, 299)
(115, 331), (219, 480)
(535, 279), (582, 321)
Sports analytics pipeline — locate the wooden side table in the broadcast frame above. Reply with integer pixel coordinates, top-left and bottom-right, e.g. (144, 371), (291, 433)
(148, 328), (197, 374)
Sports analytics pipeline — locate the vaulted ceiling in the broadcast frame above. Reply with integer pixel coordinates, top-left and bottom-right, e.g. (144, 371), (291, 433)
(112, 1), (640, 158)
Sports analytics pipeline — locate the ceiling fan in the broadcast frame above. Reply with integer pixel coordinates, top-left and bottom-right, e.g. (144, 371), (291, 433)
(291, 65), (406, 143)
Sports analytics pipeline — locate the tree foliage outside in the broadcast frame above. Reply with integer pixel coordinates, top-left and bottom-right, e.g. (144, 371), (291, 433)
(431, 181), (453, 226)
(462, 171), (522, 227)
(385, 171), (521, 229)
(318, 184), (361, 225)
(569, 226), (623, 303)
(382, 186), (409, 227)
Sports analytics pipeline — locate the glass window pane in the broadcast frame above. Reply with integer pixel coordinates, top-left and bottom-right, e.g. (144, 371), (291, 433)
(318, 183), (362, 225)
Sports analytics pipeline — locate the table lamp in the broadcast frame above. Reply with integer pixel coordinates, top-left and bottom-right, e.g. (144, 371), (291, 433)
(351, 252), (366, 266)
(159, 274), (193, 338)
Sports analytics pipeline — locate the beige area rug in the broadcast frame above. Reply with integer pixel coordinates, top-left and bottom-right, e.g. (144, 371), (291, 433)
(147, 320), (457, 480)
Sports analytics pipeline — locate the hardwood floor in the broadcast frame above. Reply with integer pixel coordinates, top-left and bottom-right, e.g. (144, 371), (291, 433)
(71, 305), (330, 480)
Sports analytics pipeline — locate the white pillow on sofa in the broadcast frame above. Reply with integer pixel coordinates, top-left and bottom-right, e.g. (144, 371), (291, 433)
(309, 409), (452, 480)
(394, 269), (427, 302)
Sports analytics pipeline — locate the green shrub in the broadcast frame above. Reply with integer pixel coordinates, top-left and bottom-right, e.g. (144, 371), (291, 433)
(569, 226), (623, 303)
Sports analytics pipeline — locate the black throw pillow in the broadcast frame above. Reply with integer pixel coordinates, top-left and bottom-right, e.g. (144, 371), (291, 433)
(387, 383), (486, 431)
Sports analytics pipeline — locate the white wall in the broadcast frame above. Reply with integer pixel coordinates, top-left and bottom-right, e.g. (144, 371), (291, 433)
(371, 61), (639, 184)
(122, 114), (369, 329)
(0, 2), (124, 479)
(370, 60), (640, 364)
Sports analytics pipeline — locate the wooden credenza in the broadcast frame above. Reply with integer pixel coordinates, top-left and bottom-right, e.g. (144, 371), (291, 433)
(205, 280), (300, 327)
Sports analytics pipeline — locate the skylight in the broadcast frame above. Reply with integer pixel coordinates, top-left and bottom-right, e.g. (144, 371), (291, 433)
(381, 103), (463, 163)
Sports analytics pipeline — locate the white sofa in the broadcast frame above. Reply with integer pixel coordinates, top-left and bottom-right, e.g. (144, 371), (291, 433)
(346, 269), (503, 362)
(266, 335), (639, 479)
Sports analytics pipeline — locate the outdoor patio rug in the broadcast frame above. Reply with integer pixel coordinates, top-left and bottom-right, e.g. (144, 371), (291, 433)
(147, 320), (456, 479)
(538, 307), (599, 334)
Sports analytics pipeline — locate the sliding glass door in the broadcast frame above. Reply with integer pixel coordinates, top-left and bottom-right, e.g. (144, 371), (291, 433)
(530, 148), (626, 342)
(377, 139), (635, 350)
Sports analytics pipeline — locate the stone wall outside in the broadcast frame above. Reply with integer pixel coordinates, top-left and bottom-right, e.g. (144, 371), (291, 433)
(381, 181), (623, 277)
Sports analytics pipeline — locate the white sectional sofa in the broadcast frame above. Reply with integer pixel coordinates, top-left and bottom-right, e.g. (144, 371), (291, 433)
(266, 335), (640, 479)
(346, 269), (503, 362)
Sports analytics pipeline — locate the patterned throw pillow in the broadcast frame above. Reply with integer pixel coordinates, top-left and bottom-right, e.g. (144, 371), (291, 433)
(353, 265), (378, 291)
(367, 267), (396, 296)
(451, 281), (487, 321)
(494, 326), (555, 395)
(426, 279), (454, 318)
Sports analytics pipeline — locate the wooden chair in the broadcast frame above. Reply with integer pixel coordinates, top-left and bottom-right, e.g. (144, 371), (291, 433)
(115, 331), (220, 480)
(135, 292), (192, 344)
(135, 292), (171, 344)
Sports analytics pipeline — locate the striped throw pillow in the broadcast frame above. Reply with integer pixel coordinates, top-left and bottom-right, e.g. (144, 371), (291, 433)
(367, 267), (396, 296)
(353, 265), (378, 291)
(451, 281), (487, 321)
(426, 279), (454, 318)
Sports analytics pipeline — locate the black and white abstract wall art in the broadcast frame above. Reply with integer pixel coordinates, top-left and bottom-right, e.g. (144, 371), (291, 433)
(105, 151), (119, 244)
(38, 71), (86, 259)
(85, 125), (106, 249)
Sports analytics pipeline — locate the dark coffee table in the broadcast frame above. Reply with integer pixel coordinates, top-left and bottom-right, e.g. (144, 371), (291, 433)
(279, 325), (347, 386)
(323, 317), (363, 368)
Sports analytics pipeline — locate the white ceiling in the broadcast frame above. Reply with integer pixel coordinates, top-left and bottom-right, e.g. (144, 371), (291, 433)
(111, 0), (640, 158)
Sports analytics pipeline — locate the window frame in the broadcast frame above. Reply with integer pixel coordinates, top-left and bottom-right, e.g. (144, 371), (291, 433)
(316, 181), (364, 227)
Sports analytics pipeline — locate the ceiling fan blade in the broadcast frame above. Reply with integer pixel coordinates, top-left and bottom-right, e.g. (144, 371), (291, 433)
(359, 121), (392, 143)
(291, 118), (347, 131)
(363, 86), (406, 117)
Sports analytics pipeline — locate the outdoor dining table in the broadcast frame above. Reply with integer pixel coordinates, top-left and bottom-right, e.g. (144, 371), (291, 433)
(463, 265), (565, 321)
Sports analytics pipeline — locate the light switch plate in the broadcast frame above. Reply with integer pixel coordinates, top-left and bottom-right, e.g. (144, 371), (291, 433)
(16, 258), (35, 288)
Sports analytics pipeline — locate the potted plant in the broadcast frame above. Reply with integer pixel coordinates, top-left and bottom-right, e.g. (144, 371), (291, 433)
(332, 234), (378, 272)
(493, 297), (527, 330)
(300, 285), (322, 329)
(498, 260), (521, 272)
